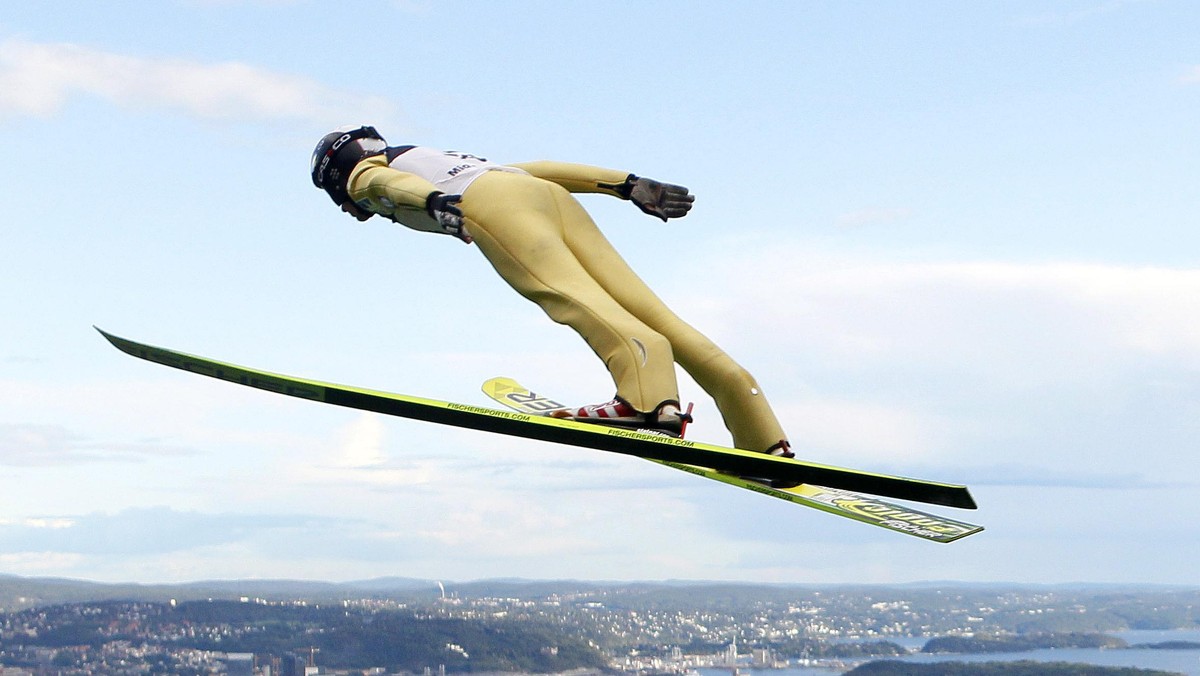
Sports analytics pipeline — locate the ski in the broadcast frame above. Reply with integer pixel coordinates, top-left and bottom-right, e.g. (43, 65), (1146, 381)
(96, 328), (977, 510)
(482, 377), (983, 543)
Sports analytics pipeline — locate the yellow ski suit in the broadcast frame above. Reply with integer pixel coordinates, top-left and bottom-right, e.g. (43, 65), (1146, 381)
(346, 151), (788, 453)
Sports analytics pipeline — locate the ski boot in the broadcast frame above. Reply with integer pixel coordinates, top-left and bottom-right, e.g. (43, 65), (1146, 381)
(550, 396), (693, 438)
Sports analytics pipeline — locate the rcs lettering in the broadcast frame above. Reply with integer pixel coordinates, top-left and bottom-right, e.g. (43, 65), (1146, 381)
(506, 392), (567, 413)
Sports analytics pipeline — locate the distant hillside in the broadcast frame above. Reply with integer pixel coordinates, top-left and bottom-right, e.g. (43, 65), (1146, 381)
(0, 574), (437, 611)
(0, 575), (682, 612)
(2, 575), (1199, 636)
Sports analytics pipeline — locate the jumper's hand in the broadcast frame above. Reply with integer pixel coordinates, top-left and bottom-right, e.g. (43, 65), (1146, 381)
(629, 176), (694, 221)
(341, 200), (375, 222)
(426, 191), (471, 243)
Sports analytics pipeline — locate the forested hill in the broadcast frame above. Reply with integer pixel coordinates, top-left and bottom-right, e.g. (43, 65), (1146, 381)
(1, 599), (609, 673)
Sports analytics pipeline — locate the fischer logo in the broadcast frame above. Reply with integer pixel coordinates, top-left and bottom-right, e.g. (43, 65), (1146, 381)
(605, 427), (695, 447)
(446, 402), (526, 420)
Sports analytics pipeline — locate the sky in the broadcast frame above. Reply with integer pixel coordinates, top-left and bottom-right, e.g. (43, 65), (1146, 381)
(1, 1), (1199, 586)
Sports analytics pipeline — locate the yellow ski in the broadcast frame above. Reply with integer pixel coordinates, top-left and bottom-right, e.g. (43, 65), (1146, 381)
(96, 328), (977, 511)
(482, 377), (983, 543)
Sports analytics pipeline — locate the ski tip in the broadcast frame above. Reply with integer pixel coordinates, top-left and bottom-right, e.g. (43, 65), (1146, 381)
(94, 326), (139, 357)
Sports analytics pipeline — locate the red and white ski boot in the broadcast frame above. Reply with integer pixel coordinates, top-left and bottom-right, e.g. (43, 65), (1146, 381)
(551, 396), (693, 438)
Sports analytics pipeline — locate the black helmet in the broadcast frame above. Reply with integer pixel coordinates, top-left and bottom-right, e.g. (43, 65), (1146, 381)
(310, 125), (387, 204)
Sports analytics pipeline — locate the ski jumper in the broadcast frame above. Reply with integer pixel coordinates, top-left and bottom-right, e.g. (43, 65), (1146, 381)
(346, 147), (788, 452)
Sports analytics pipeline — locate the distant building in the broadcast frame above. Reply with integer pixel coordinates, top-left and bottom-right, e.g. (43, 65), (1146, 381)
(220, 653), (254, 676)
(280, 652), (309, 676)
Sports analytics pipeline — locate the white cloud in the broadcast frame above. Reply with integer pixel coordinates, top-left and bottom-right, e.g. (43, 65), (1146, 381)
(696, 248), (1200, 374)
(0, 517), (76, 529)
(1182, 65), (1200, 84)
(776, 398), (950, 461)
(0, 423), (196, 467)
(334, 413), (388, 469)
(0, 507), (341, 556)
(0, 38), (394, 122)
(0, 551), (85, 576)
(664, 241), (1200, 474)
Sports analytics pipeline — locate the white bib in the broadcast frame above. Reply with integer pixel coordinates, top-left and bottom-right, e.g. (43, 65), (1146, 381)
(388, 146), (527, 195)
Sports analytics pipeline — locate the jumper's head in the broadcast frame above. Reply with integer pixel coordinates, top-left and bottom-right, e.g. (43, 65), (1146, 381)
(310, 125), (387, 205)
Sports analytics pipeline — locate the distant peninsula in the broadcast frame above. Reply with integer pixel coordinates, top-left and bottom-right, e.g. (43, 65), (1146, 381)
(847, 660), (1183, 675)
(1132, 641), (1200, 650)
(922, 632), (1128, 654)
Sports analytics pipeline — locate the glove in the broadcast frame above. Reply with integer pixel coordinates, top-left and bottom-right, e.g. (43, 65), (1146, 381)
(626, 175), (694, 221)
(426, 191), (470, 243)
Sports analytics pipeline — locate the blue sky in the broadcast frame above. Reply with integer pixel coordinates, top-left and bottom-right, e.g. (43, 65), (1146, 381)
(2, 1), (1199, 585)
